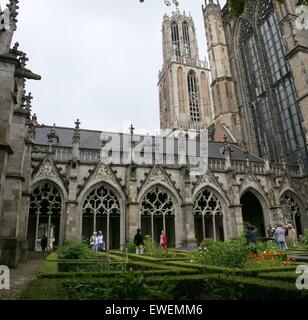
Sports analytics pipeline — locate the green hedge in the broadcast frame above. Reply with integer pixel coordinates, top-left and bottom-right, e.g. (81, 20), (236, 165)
(163, 260), (301, 276)
(22, 273), (308, 300)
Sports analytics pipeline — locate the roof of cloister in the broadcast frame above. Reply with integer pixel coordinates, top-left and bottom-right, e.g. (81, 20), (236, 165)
(34, 125), (264, 163)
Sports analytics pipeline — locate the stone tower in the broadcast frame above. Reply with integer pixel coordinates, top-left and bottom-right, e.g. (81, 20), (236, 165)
(202, 0), (243, 144)
(158, 8), (212, 136)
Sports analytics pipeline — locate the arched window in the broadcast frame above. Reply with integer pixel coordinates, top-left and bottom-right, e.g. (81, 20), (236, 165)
(28, 182), (62, 251)
(171, 21), (180, 58)
(187, 70), (200, 122)
(140, 186), (175, 247)
(194, 189), (224, 243)
(240, 20), (278, 161)
(82, 184), (121, 250)
(280, 192), (302, 235)
(182, 21), (191, 57)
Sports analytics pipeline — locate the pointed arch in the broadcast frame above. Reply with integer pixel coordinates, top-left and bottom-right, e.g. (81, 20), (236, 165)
(240, 187), (269, 237)
(280, 190), (305, 236)
(79, 181), (123, 250)
(28, 180), (66, 251)
(193, 185), (227, 243)
(139, 183), (180, 247)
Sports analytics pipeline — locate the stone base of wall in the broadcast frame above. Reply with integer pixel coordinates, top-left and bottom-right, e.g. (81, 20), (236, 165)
(176, 239), (198, 250)
(0, 238), (19, 268)
(18, 240), (28, 263)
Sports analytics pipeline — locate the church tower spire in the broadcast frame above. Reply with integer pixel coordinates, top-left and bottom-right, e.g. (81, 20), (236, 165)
(158, 10), (212, 136)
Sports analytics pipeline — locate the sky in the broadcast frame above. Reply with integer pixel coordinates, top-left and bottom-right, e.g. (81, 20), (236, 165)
(1, 0), (226, 134)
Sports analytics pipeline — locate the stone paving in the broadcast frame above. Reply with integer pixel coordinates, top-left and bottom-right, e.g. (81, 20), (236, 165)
(0, 253), (46, 300)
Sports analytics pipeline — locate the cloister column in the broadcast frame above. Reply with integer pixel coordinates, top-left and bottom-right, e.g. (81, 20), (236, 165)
(182, 202), (198, 248)
(126, 165), (139, 242)
(65, 120), (81, 243)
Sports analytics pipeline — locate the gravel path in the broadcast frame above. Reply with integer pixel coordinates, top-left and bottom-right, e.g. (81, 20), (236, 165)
(0, 253), (46, 300)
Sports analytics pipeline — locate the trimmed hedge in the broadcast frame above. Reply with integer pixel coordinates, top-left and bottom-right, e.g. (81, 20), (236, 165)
(163, 260), (301, 276)
(22, 273), (308, 300)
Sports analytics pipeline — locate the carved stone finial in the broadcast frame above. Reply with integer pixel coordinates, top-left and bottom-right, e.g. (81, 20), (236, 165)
(47, 125), (59, 148)
(22, 92), (33, 113)
(6, 0), (19, 31)
(19, 52), (28, 67)
(72, 119), (81, 144)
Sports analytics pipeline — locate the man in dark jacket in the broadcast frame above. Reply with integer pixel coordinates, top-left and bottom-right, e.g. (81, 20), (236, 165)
(134, 228), (144, 255)
(245, 223), (258, 244)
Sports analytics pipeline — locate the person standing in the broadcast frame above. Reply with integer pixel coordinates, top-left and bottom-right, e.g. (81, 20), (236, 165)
(134, 228), (144, 255)
(245, 223), (258, 244)
(286, 223), (298, 248)
(274, 225), (288, 250)
(41, 234), (48, 252)
(162, 231), (167, 249)
(97, 231), (105, 252)
(90, 231), (97, 252)
(266, 224), (275, 240)
(159, 230), (164, 248)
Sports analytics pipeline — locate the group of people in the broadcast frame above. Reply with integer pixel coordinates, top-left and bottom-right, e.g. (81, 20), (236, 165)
(245, 222), (298, 251)
(266, 223), (298, 250)
(133, 229), (167, 255)
(89, 231), (106, 252)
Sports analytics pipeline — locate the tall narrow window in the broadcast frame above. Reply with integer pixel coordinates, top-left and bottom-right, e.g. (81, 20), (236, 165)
(171, 21), (180, 58)
(187, 70), (200, 122)
(258, 0), (308, 166)
(182, 21), (191, 57)
(240, 19), (279, 161)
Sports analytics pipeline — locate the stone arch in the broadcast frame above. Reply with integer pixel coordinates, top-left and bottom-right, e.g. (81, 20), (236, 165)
(279, 189), (305, 236)
(192, 184), (229, 244)
(240, 187), (269, 237)
(138, 183), (180, 248)
(79, 181), (125, 250)
(28, 180), (66, 251)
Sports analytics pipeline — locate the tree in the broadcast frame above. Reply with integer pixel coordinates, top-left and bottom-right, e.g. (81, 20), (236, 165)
(139, 0), (307, 17)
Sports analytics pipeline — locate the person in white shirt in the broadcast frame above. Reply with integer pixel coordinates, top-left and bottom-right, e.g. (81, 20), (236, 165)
(274, 225), (288, 250)
(89, 231), (97, 252)
(97, 231), (105, 252)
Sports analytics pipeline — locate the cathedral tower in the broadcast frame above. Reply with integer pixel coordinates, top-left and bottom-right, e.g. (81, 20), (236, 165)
(202, 0), (243, 144)
(158, 9), (212, 136)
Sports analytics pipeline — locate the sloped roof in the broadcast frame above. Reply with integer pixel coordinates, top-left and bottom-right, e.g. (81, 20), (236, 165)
(34, 125), (264, 163)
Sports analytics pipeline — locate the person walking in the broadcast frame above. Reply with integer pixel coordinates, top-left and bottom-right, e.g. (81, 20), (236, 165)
(274, 225), (288, 250)
(97, 231), (105, 252)
(90, 231), (97, 252)
(286, 223), (298, 248)
(162, 231), (167, 249)
(134, 228), (144, 255)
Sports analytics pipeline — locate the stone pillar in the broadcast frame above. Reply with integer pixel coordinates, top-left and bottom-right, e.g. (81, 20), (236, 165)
(182, 203), (198, 249)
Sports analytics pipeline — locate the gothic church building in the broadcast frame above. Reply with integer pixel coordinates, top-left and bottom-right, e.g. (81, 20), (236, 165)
(0, 0), (308, 267)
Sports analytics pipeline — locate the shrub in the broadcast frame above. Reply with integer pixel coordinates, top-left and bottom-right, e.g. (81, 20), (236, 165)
(195, 237), (248, 268)
(57, 241), (95, 260)
(299, 230), (308, 246)
(127, 241), (136, 254)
